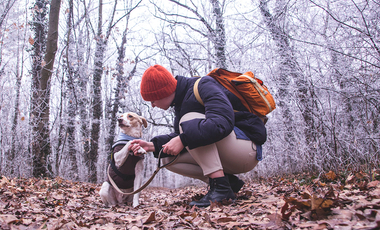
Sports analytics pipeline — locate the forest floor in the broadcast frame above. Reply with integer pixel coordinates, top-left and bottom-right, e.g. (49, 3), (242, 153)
(0, 169), (379, 230)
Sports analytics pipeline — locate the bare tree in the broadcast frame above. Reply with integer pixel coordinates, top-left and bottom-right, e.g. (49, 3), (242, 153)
(59, 0), (78, 180)
(106, 19), (140, 150)
(31, 0), (61, 177)
(259, 0), (318, 158)
(150, 0), (227, 71)
(0, 0), (16, 29)
(86, 0), (142, 183)
(0, 0), (22, 175)
(8, 24), (27, 176)
(29, 0), (49, 177)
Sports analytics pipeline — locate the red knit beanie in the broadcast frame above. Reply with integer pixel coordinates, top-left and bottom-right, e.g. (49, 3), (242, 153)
(140, 65), (177, 101)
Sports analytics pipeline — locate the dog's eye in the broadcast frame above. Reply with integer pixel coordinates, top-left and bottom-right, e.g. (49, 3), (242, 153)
(128, 115), (133, 118)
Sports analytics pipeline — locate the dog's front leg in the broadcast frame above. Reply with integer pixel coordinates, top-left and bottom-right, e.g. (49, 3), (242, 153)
(114, 142), (146, 167)
(132, 159), (144, 208)
(114, 142), (132, 167)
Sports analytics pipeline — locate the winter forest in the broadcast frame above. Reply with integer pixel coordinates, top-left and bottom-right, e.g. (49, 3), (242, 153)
(0, 0), (378, 188)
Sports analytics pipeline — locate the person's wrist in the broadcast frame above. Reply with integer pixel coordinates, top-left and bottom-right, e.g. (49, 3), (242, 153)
(149, 142), (155, 152)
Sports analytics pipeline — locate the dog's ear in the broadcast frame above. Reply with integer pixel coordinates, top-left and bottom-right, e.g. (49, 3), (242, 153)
(140, 117), (148, 128)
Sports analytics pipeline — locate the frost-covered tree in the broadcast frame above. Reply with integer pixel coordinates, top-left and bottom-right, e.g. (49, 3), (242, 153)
(29, 0), (49, 177)
(149, 0), (228, 73)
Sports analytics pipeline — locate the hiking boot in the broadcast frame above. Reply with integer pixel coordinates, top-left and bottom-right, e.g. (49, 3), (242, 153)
(226, 173), (245, 193)
(189, 176), (236, 207)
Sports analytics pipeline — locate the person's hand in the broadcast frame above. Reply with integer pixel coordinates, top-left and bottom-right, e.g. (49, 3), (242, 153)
(129, 139), (154, 156)
(162, 136), (184, 156)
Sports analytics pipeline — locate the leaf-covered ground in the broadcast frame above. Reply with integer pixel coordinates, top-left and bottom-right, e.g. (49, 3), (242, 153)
(1, 170), (379, 229)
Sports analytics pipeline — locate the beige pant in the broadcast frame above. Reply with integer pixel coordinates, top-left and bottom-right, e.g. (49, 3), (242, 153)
(163, 112), (259, 182)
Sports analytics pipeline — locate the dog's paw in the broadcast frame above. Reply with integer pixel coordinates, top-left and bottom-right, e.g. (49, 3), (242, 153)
(137, 147), (147, 155)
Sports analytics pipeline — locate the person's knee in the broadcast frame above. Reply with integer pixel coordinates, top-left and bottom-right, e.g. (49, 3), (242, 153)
(179, 112), (205, 124)
(162, 157), (175, 165)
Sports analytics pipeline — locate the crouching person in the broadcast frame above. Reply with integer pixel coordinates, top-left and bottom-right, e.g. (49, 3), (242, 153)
(129, 65), (267, 207)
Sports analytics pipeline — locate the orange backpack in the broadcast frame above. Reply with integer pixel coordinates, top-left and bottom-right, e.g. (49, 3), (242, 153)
(193, 68), (276, 118)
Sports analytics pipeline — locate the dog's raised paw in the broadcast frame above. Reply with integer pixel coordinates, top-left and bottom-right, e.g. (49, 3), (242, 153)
(137, 147), (147, 155)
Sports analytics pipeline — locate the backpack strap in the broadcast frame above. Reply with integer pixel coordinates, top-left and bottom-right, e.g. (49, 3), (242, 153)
(194, 75), (268, 125)
(193, 78), (204, 106)
(194, 77), (240, 113)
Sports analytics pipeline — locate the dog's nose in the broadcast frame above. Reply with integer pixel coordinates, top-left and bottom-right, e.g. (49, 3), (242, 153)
(118, 118), (123, 123)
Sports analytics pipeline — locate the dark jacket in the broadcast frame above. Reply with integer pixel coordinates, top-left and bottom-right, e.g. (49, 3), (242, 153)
(151, 75), (266, 158)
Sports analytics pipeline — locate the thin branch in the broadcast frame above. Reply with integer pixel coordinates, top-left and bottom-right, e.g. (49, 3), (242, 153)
(350, 0), (380, 57)
(0, 0), (16, 28)
(309, 0), (367, 36)
(110, 0), (143, 29)
(291, 37), (380, 69)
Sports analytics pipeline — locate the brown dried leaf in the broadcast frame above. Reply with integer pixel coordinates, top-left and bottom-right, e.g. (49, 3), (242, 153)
(311, 196), (334, 210)
(355, 171), (369, 180)
(346, 174), (355, 184)
(28, 37), (34, 45)
(143, 212), (156, 224)
(217, 217), (235, 223)
(285, 196), (311, 211)
(325, 186), (336, 199)
(0, 215), (19, 225)
(367, 180), (379, 189)
(300, 191), (311, 199)
(280, 202), (293, 220)
(325, 171), (337, 181)
(266, 213), (283, 227)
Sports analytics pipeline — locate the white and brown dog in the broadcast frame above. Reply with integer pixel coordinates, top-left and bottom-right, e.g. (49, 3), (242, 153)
(99, 112), (147, 207)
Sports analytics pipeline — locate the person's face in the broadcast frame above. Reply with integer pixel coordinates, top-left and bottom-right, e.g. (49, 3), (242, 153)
(150, 93), (175, 110)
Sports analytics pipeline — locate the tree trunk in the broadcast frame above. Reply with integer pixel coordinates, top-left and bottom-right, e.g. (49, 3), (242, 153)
(77, 29), (90, 171)
(107, 12), (141, 149)
(30, 0), (48, 177)
(8, 44), (22, 176)
(86, 0), (104, 183)
(259, 0), (316, 145)
(31, 0), (61, 177)
(209, 0), (226, 69)
(107, 28), (128, 150)
(64, 0), (78, 180)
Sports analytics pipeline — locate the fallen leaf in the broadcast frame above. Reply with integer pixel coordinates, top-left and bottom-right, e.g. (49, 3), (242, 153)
(367, 180), (379, 189)
(325, 171), (337, 181)
(143, 212), (156, 224)
(311, 196), (334, 210)
(355, 171), (368, 180)
(346, 174), (355, 184)
(266, 213), (283, 227)
(281, 202), (293, 220)
(217, 217), (235, 223)
(0, 215), (19, 224)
